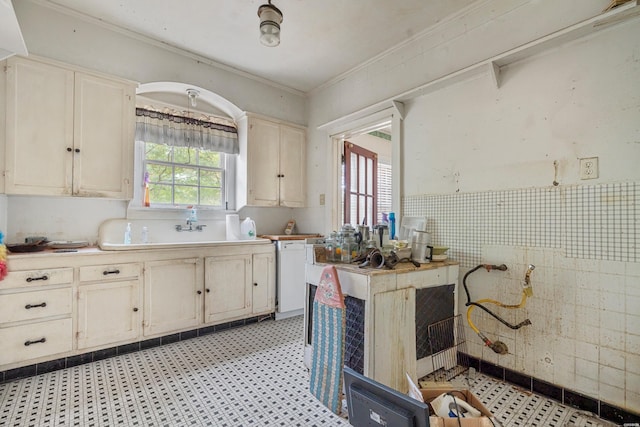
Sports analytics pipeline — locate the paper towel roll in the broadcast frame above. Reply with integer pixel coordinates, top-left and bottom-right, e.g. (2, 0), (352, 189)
(226, 214), (240, 240)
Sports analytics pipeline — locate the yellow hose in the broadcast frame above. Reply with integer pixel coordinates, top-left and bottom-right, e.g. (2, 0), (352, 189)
(466, 290), (530, 335)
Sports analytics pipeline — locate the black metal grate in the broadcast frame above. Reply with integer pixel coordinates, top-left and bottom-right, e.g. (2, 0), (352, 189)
(415, 284), (455, 360)
(344, 296), (365, 374)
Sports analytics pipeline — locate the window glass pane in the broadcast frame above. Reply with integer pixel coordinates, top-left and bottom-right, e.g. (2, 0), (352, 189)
(150, 183), (173, 204)
(367, 197), (373, 227)
(200, 169), (222, 187)
(146, 143), (172, 162)
(350, 195), (358, 225)
(359, 156), (365, 194)
(367, 158), (373, 194)
(174, 167), (198, 185)
(174, 185), (197, 205)
(147, 164), (173, 184)
(350, 153), (357, 192)
(357, 195), (366, 224)
(201, 187), (222, 206)
(199, 151), (221, 168)
(173, 147), (197, 165)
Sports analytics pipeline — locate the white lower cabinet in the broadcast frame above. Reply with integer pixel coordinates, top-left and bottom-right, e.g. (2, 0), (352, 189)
(204, 255), (252, 323)
(2, 243), (275, 372)
(252, 252), (275, 315)
(0, 267), (74, 368)
(143, 258), (204, 337)
(0, 318), (73, 366)
(77, 263), (142, 350)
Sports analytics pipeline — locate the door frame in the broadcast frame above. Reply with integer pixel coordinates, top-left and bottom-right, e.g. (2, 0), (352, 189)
(323, 107), (402, 231)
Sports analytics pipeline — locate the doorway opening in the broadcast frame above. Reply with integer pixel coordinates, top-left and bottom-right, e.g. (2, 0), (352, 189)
(336, 121), (392, 228)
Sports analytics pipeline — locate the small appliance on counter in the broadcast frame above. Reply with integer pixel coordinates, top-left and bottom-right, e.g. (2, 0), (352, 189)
(410, 230), (433, 264)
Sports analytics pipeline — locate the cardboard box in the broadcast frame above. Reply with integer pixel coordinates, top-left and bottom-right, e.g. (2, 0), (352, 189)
(420, 387), (494, 427)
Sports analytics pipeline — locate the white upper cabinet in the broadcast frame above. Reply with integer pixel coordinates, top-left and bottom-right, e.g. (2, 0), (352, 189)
(4, 56), (135, 198)
(246, 116), (306, 207)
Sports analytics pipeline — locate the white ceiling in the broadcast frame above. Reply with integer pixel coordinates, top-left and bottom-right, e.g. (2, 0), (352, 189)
(43, 0), (477, 93)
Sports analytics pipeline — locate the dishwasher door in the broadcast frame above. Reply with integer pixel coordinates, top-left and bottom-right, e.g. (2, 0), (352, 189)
(276, 241), (306, 319)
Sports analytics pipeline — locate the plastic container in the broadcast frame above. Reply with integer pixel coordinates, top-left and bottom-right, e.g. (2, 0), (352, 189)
(124, 223), (132, 245)
(141, 226), (149, 244)
(240, 217), (256, 240)
(189, 208), (198, 223)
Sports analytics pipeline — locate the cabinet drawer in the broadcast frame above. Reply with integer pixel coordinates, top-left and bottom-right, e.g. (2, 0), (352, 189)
(0, 287), (72, 324)
(0, 268), (73, 290)
(0, 318), (72, 366)
(79, 263), (141, 283)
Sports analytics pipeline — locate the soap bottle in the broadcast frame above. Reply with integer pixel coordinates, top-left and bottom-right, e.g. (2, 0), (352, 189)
(124, 223), (132, 244)
(189, 207), (198, 223)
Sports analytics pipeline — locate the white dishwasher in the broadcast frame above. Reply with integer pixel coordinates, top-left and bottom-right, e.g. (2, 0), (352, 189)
(275, 240), (306, 320)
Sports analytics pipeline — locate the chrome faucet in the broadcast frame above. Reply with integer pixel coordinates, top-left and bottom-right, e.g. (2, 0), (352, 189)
(175, 222), (207, 232)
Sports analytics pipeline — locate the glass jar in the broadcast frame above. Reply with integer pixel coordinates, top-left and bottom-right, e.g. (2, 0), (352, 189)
(324, 238), (335, 262)
(341, 237), (355, 263)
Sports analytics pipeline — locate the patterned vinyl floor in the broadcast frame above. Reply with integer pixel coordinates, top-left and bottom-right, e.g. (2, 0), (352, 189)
(0, 316), (617, 426)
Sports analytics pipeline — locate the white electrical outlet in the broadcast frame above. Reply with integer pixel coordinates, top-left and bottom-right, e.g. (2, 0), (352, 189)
(319, 193), (325, 205)
(579, 157), (599, 180)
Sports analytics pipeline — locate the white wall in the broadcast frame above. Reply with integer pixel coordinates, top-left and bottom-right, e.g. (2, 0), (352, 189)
(402, 23), (640, 195)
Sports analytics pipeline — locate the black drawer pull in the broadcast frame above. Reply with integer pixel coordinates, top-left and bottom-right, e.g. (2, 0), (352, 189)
(26, 275), (49, 283)
(24, 338), (46, 346)
(103, 269), (120, 275)
(197, 290), (202, 295)
(25, 302), (47, 309)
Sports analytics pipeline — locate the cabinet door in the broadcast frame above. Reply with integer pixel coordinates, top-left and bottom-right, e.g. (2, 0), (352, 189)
(74, 72), (135, 198)
(279, 125), (306, 207)
(204, 255), (252, 323)
(143, 258), (203, 336)
(252, 252), (275, 315)
(77, 279), (141, 349)
(247, 118), (280, 206)
(5, 57), (74, 195)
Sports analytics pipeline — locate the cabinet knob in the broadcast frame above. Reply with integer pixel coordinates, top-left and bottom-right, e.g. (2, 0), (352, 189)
(133, 307), (139, 312)
(74, 148), (80, 153)
(206, 288), (210, 293)
(254, 282), (258, 287)
(197, 290), (202, 295)
(66, 147), (73, 152)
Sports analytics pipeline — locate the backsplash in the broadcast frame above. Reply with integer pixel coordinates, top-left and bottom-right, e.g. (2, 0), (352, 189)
(402, 181), (638, 267)
(403, 181), (639, 413)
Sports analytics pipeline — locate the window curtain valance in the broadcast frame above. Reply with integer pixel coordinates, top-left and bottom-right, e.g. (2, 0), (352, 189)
(135, 108), (239, 154)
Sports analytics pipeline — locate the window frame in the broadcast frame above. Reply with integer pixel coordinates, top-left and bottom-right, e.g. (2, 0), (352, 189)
(132, 140), (236, 211)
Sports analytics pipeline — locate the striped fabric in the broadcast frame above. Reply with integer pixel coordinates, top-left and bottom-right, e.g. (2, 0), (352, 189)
(309, 265), (346, 415)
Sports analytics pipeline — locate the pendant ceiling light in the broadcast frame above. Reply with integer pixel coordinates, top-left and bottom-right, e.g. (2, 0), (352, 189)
(186, 88), (199, 108)
(257, 0), (283, 47)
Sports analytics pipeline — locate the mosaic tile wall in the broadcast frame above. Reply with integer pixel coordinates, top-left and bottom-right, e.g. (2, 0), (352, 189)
(402, 182), (639, 268)
(403, 181), (640, 413)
